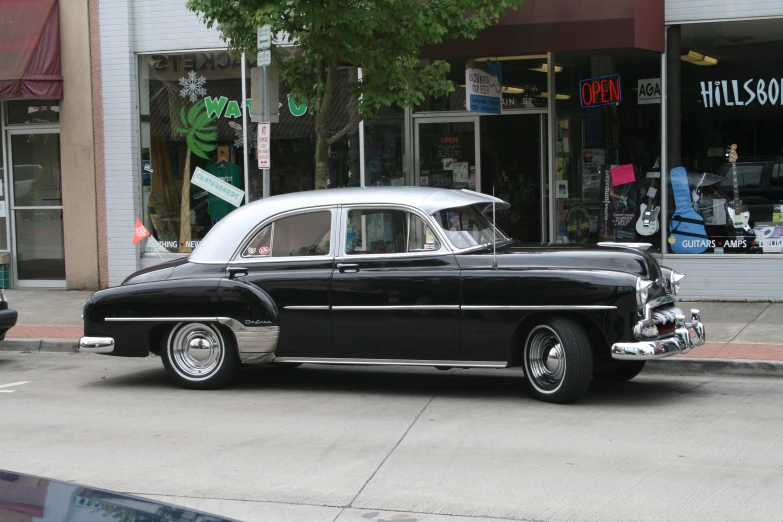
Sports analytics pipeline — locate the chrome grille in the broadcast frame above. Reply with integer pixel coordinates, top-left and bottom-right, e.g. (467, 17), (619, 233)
(650, 306), (683, 325)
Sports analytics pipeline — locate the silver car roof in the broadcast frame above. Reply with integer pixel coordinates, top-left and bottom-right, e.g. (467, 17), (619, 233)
(189, 187), (508, 263)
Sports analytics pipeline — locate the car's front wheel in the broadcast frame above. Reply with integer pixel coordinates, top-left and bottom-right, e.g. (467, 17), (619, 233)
(161, 322), (238, 389)
(522, 318), (593, 403)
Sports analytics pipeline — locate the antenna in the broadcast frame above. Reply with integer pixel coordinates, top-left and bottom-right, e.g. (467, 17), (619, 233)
(492, 184), (497, 269)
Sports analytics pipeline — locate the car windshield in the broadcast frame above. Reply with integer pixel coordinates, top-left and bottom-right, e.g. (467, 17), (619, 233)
(432, 205), (507, 249)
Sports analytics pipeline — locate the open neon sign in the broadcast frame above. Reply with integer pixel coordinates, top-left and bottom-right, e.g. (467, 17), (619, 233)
(580, 74), (622, 108)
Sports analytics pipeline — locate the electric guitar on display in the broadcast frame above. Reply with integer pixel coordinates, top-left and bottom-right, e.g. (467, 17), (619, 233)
(669, 166), (709, 253)
(726, 144), (752, 234)
(635, 178), (660, 236)
(724, 144), (755, 251)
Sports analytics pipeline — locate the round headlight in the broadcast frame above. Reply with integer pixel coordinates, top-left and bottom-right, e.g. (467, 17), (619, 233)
(636, 277), (654, 308)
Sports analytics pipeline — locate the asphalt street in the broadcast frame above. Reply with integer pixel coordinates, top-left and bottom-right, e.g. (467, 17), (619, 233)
(2, 352), (782, 522)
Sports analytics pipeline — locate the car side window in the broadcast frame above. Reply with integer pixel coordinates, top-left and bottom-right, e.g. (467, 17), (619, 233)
(345, 209), (406, 255)
(408, 214), (441, 252)
(242, 211), (331, 258)
(242, 225), (271, 257)
(344, 209), (440, 255)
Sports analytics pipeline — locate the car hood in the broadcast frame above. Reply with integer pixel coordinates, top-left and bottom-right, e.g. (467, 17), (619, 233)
(469, 242), (663, 281)
(0, 468), (236, 522)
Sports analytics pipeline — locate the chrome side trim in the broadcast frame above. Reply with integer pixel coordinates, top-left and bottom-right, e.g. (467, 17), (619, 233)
(461, 305), (616, 311)
(598, 242), (652, 251)
(217, 317), (279, 364)
(104, 317), (218, 322)
(332, 305), (460, 311)
(79, 336), (115, 354)
(284, 306), (330, 310)
(273, 357), (507, 368)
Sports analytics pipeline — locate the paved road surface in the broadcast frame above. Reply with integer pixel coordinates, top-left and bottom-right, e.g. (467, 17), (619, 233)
(2, 352), (782, 522)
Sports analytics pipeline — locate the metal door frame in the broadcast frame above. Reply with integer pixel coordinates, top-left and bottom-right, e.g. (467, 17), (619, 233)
(6, 126), (66, 288)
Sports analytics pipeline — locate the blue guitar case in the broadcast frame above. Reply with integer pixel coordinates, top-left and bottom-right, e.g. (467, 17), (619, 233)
(669, 166), (709, 253)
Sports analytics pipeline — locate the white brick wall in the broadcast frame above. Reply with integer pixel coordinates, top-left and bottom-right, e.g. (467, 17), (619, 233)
(100, 0), (142, 287)
(666, 0), (783, 23)
(660, 257), (783, 301)
(99, 0), (223, 286)
(132, 0), (224, 53)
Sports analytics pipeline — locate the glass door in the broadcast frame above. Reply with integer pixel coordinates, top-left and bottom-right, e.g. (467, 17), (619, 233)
(7, 128), (65, 286)
(479, 113), (545, 243)
(415, 116), (481, 191)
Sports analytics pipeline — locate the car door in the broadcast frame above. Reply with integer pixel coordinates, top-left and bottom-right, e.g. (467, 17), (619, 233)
(228, 207), (336, 356)
(331, 205), (461, 360)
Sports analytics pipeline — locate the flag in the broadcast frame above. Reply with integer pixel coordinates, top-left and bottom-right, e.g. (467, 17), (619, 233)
(132, 218), (150, 245)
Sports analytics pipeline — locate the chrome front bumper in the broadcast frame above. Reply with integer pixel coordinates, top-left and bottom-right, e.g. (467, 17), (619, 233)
(611, 309), (705, 360)
(79, 336), (115, 354)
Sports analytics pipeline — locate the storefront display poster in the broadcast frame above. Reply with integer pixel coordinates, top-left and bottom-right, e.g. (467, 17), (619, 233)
(453, 162), (469, 188)
(466, 62), (502, 115)
(610, 164), (635, 186)
(191, 167), (245, 207)
(565, 203), (590, 243)
(556, 180), (568, 199)
(600, 166), (638, 241)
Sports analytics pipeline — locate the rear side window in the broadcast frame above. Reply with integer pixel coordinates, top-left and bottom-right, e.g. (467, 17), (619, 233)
(242, 211), (331, 258)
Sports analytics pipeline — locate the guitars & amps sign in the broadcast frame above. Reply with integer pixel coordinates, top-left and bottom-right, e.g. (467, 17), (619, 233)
(700, 79), (783, 108)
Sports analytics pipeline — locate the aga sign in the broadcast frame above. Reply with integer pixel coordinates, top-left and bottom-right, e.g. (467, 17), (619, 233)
(638, 78), (661, 105)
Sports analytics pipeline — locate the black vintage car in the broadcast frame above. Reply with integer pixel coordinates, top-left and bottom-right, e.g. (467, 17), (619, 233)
(80, 187), (705, 403)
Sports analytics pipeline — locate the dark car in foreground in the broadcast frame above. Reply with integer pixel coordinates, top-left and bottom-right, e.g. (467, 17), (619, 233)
(79, 187), (705, 403)
(0, 288), (18, 342)
(0, 468), (235, 521)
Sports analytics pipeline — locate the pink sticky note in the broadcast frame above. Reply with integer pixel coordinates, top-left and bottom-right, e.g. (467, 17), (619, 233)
(610, 164), (636, 186)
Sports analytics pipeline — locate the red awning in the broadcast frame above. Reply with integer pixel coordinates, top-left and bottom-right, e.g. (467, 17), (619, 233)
(423, 0), (665, 58)
(0, 0), (62, 99)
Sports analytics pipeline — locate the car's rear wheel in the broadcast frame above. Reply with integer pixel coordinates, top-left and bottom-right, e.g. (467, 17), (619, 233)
(593, 360), (646, 382)
(522, 318), (593, 404)
(161, 322), (238, 389)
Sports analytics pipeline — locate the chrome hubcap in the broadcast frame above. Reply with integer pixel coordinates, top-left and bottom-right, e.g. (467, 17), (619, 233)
(169, 323), (223, 379)
(526, 326), (566, 392)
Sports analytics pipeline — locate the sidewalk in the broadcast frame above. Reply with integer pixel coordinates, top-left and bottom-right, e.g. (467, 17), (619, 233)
(1, 290), (782, 374)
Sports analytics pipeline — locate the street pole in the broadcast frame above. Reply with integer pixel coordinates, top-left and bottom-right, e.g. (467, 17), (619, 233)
(263, 66), (270, 199)
(240, 52), (250, 204)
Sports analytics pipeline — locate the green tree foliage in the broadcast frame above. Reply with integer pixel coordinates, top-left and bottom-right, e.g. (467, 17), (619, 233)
(187, 0), (522, 188)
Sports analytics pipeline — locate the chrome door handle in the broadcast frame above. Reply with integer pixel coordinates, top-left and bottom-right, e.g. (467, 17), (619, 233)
(228, 267), (249, 279)
(336, 263), (359, 273)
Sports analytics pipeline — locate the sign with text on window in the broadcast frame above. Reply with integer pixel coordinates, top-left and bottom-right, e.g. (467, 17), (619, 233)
(580, 74), (621, 108)
(191, 167), (245, 207)
(700, 79), (783, 108)
(637, 78), (661, 105)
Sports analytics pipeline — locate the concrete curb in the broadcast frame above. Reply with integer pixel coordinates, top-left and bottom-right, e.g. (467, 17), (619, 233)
(646, 357), (783, 378)
(1, 338), (78, 353)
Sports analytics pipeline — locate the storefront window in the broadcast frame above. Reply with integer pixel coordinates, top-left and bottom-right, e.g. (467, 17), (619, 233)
(139, 52), (358, 254)
(667, 20), (783, 255)
(553, 50), (662, 247)
(363, 106), (407, 186)
(416, 56), (549, 112)
(5, 100), (60, 124)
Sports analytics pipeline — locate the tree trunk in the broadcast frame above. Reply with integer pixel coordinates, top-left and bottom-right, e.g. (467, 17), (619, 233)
(314, 131), (329, 190)
(178, 151), (192, 253)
